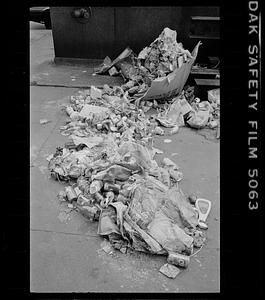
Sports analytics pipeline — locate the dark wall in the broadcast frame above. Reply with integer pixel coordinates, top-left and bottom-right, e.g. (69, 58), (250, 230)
(51, 7), (219, 60)
(113, 7), (185, 55)
(51, 7), (116, 59)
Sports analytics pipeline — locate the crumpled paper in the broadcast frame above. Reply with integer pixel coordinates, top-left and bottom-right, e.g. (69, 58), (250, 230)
(47, 82), (211, 276)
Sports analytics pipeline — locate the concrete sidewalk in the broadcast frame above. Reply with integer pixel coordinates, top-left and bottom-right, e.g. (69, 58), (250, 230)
(30, 27), (220, 292)
(30, 28), (124, 88)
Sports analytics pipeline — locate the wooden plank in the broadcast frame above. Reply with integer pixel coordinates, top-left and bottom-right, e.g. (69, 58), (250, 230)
(189, 35), (219, 40)
(195, 78), (220, 86)
(191, 16), (220, 21)
(191, 68), (219, 75)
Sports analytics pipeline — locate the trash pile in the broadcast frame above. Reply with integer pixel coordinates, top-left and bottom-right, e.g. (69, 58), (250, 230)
(93, 27), (219, 135)
(95, 27), (202, 105)
(58, 85), (167, 140)
(96, 27), (194, 79)
(182, 86), (220, 131)
(47, 81), (212, 279)
(46, 27), (217, 278)
(137, 27), (194, 78)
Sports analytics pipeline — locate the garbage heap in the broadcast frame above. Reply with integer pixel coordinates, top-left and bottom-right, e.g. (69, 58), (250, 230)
(95, 27), (202, 105)
(47, 83), (208, 278)
(94, 27), (219, 133)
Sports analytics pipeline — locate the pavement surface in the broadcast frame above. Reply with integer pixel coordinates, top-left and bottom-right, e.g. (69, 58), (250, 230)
(30, 22), (220, 292)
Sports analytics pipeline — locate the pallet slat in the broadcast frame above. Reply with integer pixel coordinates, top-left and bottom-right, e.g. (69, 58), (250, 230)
(195, 78), (220, 86)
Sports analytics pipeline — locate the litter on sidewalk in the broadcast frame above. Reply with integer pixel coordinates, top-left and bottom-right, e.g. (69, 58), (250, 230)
(93, 27), (219, 134)
(95, 27), (201, 106)
(45, 27), (219, 278)
(159, 263), (181, 279)
(40, 119), (51, 125)
(47, 82), (211, 278)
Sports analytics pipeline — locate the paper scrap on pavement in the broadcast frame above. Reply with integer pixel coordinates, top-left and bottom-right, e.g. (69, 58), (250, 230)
(164, 139), (172, 143)
(46, 154), (54, 162)
(71, 135), (104, 148)
(159, 263), (181, 278)
(152, 147), (164, 154)
(79, 104), (109, 119)
(40, 119), (51, 125)
(171, 152), (178, 157)
(90, 86), (102, 99)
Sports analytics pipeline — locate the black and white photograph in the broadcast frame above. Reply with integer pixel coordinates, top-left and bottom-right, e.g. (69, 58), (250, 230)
(29, 6), (220, 293)
(5, 1), (263, 297)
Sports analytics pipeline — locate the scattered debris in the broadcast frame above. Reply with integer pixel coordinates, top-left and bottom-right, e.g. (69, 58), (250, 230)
(171, 152), (178, 157)
(193, 231), (207, 248)
(159, 263), (181, 279)
(58, 210), (71, 223)
(65, 186), (78, 202)
(101, 240), (114, 254)
(120, 247), (127, 254)
(162, 157), (179, 170)
(195, 198), (212, 230)
(40, 119), (51, 125)
(46, 81), (214, 277)
(90, 86), (103, 100)
(163, 139), (172, 143)
(170, 125), (179, 135)
(95, 27), (202, 105)
(46, 154), (54, 162)
(167, 251), (190, 268)
(208, 88), (220, 105)
(188, 193), (197, 205)
(46, 27), (218, 278)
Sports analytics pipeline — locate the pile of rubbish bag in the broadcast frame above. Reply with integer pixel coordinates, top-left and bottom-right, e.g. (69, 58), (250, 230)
(46, 27), (218, 278)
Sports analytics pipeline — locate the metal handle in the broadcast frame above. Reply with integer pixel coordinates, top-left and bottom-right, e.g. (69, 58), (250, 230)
(71, 7), (92, 23)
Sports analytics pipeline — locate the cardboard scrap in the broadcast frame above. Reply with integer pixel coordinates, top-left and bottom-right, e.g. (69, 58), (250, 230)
(164, 139), (172, 143)
(109, 66), (119, 76)
(40, 119), (51, 124)
(71, 135), (104, 148)
(101, 239), (114, 254)
(138, 42), (201, 102)
(90, 86), (102, 100)
(159, 263), (181, 278)
(79, 104), (110, 120)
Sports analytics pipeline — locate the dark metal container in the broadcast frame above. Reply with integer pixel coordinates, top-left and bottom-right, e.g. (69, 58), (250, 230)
(50, 7), (219, 63)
